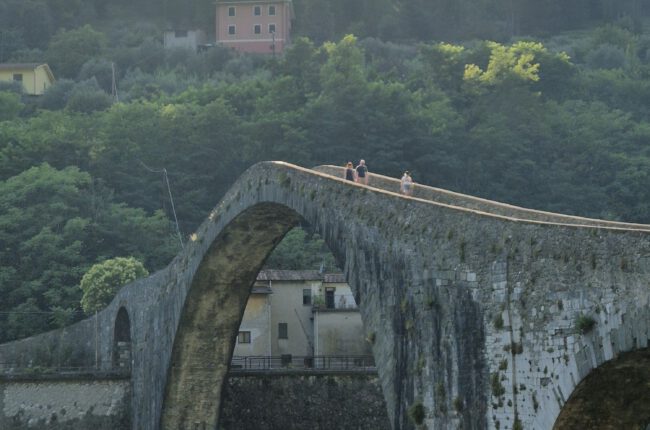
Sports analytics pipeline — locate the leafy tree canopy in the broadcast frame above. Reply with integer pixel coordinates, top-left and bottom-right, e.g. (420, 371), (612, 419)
(80, 257), (148, 313)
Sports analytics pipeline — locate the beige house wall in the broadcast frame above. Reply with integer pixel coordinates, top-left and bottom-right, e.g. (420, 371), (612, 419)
(0, 64), (54, 95)
(233, 292), (271, 356)
(269, 279), (318, 356)
(314, 310), (371, 356)
(236, 272), (367, 359)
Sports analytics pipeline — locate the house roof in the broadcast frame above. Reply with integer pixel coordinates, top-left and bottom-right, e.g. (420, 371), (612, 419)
(0, 63), (55, 82)
(0, 63), (41, 70)
(256, 270), (346, 282)
(323, 273), (346, 283)
(257, 270), (323, 281)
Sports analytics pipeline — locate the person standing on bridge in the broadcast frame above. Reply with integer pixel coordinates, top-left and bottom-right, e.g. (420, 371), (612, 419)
(355, 159), (369, 185)
(400, 171), (414, 196)
(344, 162), (356, 181)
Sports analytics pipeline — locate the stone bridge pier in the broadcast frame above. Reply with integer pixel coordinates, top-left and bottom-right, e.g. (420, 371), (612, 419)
(1, 161), (650, 430)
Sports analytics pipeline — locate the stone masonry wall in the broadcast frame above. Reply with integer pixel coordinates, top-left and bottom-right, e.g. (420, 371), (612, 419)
(219, 372), (389, 430)
(0, 375), (130, 429)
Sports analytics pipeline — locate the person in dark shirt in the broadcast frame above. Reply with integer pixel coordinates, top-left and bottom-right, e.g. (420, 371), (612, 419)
(344, 161), (356, 181)
(355, 159), (368, 185)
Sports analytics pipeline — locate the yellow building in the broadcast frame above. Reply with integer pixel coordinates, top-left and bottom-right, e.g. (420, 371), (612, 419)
(0, 63), (55, 95)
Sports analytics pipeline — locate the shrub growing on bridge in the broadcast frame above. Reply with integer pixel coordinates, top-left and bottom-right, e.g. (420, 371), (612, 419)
(80, 257), (148, 313)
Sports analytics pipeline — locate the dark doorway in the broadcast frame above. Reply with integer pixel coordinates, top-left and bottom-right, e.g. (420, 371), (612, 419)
(113, 307), (132, 370)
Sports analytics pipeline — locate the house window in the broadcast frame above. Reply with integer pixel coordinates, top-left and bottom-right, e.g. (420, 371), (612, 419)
(254, 24), (261, 34)
(174, 30), (188, 37)
(228, 6), (235, 16)
(303, 289), (312, 305)
(228, 25), (236, 35)
(238, 331), (251, 343)
(254, 6), (261, 16)
(278, 322), (288, 339)
(268, 5), (276, 15)
(13, 73), (22, 82)
(325, 287), (335, 309)
(268, 23), (276, 34)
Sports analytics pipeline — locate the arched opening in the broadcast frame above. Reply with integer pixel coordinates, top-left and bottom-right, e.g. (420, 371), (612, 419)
(220, 224), (385, 429)
(113, 307), (132, 370)
(554, 348), (650, 429)
(160, 202), (385, 429)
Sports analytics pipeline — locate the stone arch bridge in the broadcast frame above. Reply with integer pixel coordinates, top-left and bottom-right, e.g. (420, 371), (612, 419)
(2, 161), (650, 429)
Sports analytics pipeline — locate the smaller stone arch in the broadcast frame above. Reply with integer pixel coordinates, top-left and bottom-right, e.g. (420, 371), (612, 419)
(113, 307), (132, 370)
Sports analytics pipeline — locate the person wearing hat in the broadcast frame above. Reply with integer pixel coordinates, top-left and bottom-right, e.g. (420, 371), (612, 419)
(400, 171), (413, 196)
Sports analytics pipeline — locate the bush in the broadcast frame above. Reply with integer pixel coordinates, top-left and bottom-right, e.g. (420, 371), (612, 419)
(0, 91), (24, 121)
(66, 80), (112, 113)
(0, 80), (23, 94)
(39, 79), (75, 110)
(407, 401), (426, 426)
(78, 58), (114, 92)
(576, 314), (596, 334)
(80, 257), (148, 314)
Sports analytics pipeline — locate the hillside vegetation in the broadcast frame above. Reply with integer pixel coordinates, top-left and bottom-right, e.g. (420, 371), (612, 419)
(1, 1), (650, 341)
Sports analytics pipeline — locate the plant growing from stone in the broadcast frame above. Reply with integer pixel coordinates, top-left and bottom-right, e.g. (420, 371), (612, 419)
(575, 313), (596, 334)
(80, 257), (148, 313)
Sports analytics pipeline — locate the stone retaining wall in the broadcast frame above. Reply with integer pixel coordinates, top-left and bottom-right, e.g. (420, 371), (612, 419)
(0, 376), (130, 429)
(220, 372), (389, 430)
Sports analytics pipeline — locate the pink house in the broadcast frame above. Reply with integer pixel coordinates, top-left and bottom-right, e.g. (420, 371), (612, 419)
(216, 0), (293, 54)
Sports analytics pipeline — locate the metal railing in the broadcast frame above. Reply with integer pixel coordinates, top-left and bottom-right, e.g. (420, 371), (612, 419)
(230, 355), (375, 372)
(0, 363), (130, 379)
(313, 294), (359, 310)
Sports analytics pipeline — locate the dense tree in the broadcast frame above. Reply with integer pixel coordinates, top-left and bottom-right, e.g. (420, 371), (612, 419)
(0, 92), (23, 121)
(265, 227), (337, 271)
(46, 25), (107, 78)
(80, 257), (148, 313)
(0, 164), (176, 341)
(4, 26), (650, 342)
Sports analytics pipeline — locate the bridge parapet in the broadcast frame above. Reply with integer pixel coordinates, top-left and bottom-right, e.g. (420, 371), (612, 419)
(314, 165), (650, 230)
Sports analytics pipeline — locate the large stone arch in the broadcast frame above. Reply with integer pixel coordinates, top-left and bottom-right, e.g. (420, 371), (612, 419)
(156, 162), (495, 429)
(5, 162), (650, 430)
(160, 202), (303, 427)
(542, 303), (650, 429)
(553, 348), (650, 429)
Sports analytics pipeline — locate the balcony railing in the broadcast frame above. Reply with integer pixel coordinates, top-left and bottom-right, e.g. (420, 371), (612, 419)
(230, 355), (375, 372)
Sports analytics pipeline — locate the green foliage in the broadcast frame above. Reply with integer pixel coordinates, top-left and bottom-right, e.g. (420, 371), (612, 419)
(576, 314), (597, 334)
(80, 257), (148, 313)
(407, 401), (426, 426)
(0, 92), (23, 121)
(491, 372), (505, 397)
(0, 164), (176, 341)
(453, 396), (463, 413)
(4, 26), (650, 343)
(66, 82), (112, 113)
(265, 227), (337, 271)
(494, 314), (504, 330)
(46, 25), (107, 78)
